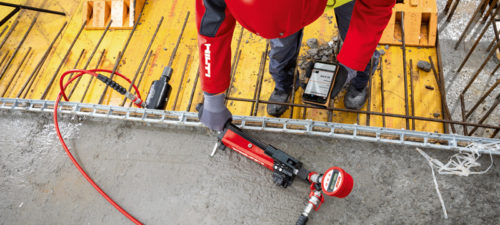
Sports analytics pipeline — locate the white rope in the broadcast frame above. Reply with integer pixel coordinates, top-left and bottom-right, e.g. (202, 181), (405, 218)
(417, 148), (449, 219)
(415, 142), (499, 219)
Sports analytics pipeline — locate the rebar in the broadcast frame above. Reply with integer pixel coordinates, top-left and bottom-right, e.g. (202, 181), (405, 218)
(480, 0), (498, 24)
(225, 50), (242, 105)
(429, 56), (454, 134)
(252, 43), (270, 116)
(379, 56), (386, 127)
(409, 59), (416, 130)
(491, 128), (500, 138)
(0, 7), (19, 27)
(0, 51), (9, 70)
(0, 2), (66, 16)
(465, 79), (500, 119)
(486, 20), (499, 52)
(133, 51), (153, 91)
(0, 17), (36, 80)
(80, 49), (106, 103)
(461, 40), (500, 95)
(21, 55), (49, 99)
(251, 51), (267, 116)
(457, 6), (500, 73)
(366, 58), (374, 126)
(446, 0), (461, 22)
(0, 25), (8, 38)
(0, 20), (18, 50)
(468, 93), (500, 135)
(172, 54), (191, 110)
(491, 63), (500, 76)
(444, 0), (454, 13)
(224, 96), (500, 130)
(40, 21), (87, 100)
(229, 27), (245, 84)
(4, 52), (33, 97)
(436, 33), (455, 134)
(0, 47), (31, 97)
(401, 12), (410, 130)
(67, 19), (113, 100)
(225, 27), (245, 105)
(23, 57), (53, 100)
(128, 50), (153, 107)
(459, 94), (469, 135)
(16, 22), (67, 98)
(454, 0), (488, 49)
(186, 68), (200, 112)
(98, 5), (145, 104)
(327, 99), (333, 122)
(167, 11), (190, 68)
(120, 16), (164, 106)
(64, 49), (86, 83)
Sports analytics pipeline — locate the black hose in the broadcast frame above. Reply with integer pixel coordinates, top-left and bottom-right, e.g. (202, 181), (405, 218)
(296, 215), (308, 225)
(96, 74), (127, 95)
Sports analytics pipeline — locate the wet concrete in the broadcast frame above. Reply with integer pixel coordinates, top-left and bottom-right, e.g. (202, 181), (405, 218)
(0, 110), (499, 225)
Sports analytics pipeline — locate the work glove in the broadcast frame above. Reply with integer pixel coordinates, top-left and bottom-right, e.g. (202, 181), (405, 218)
(197, 93), (232, 131)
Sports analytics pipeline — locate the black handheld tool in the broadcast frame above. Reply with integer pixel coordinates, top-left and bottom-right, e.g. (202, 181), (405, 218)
(145, 66), (173, 109)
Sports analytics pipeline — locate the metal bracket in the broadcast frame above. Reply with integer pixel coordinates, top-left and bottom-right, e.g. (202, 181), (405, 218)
(0, 97), (498, 155)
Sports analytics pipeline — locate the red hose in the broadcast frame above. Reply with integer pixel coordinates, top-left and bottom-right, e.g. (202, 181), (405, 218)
(59, 69), (143, 106)
(54, 70), (144, 225)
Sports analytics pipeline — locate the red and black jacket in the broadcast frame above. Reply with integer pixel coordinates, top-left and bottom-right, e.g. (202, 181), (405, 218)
(196, 0), (395, 94)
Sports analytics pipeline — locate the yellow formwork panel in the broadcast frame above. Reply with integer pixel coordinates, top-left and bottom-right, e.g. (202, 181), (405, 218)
(361, 46), (443, 132)
(227, 27), (267, 116)
(0, 0), (443, 134)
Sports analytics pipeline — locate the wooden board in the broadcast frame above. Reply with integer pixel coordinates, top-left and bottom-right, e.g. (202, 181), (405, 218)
(380, 0), (437, 47)
(83, 0), (145, 29)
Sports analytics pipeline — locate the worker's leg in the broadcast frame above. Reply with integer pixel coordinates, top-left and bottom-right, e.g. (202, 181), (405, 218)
(334, 0), (355, 41)
(267, 29), (303, 117)
(269, 29), (303, 92)
(335, 0), (380, 109)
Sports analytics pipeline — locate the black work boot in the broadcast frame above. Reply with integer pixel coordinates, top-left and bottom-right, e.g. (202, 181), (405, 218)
(344, 84), (368, 110)
(267, 89), (289, 117)
(344, 50), (380, 109)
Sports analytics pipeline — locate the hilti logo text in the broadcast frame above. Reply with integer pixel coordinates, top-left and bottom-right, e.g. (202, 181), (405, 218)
(204, 43), (211, 78)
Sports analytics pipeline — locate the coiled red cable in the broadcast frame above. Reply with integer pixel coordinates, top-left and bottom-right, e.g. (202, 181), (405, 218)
(54, 69), (143, 225)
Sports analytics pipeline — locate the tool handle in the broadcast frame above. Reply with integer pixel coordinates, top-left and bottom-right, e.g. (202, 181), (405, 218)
(295, 215), (309, 225)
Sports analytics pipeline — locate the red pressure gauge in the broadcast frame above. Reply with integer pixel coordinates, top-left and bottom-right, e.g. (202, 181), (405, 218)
(321, 167), (353, 198)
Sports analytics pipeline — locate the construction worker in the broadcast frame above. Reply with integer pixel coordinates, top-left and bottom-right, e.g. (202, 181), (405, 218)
(196, 0), (395, 131)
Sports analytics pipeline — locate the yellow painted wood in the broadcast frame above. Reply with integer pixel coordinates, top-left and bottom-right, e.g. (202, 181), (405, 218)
(0, 0), (443, 134)
(361, 46), (443, 133)
(380, 0), (437, 47)
(227, 26), (267, 117)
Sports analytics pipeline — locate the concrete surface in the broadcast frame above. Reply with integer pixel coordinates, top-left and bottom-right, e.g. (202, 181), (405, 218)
(437, 0), (500, 137)
(0, 110), (499, 225)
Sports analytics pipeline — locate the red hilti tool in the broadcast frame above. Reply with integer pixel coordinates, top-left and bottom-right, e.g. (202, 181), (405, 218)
(212, 123), (354, 225)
